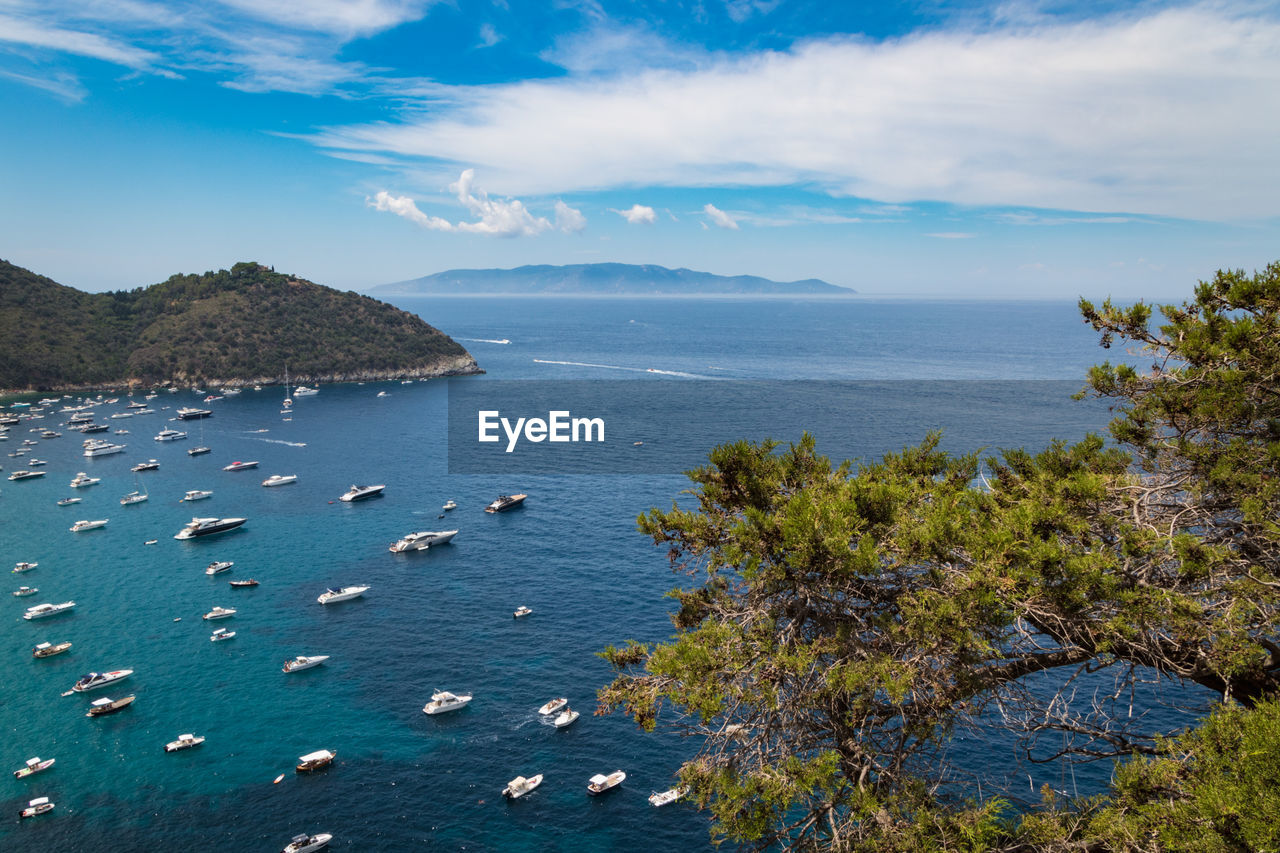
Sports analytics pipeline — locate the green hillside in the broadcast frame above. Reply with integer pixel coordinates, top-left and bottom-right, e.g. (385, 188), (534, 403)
(0, 260), (479, 391)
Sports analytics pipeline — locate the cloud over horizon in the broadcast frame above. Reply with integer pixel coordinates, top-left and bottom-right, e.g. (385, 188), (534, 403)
(370, 170), (585, 237)
(614, 204), (657, 224)
(703, 203), (739, 229)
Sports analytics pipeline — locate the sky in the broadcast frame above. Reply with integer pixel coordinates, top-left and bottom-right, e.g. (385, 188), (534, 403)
(1, 0), (1278, 298)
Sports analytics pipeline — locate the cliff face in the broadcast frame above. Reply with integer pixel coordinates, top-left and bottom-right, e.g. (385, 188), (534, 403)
(0, 260), (481, 391)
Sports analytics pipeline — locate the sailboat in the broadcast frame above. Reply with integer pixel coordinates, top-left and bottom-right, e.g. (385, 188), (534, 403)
(120, 473), (148, 505)
(188, 417), (211, 456)
(282, 366), (293, 413)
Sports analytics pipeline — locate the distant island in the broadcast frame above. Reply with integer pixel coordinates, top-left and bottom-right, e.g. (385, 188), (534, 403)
(0, 260), (480, 392)
(376, 263), (855, 296)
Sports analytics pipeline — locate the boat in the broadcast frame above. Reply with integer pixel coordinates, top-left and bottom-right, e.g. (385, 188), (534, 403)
(70, 518), (108, 532)
(56, 497), (82, 506)
(174, 516), (246, 539)
(553, 707), (580, 728)
(222, 460), (259, 471)
(587, 770), (626, 795)
(188, 445), (212, 456)
(204, 395), (222, 402)
(78, 423), (108, 433)
(317, 585), (369, 604)
(33, 641), (72, 658)
(23, 601), (76, 620)
(86, 695), (135, 717)
(442, 499), (457, 511)
(13, 560), (38, 573)
(176, 407), (212, 420)
(27, 458), (48, 466)
(205, 560), (233, 575)
(127, 401), (147, 409)
(13, 757), (55, 779)
(649, 786), (688, 807)
(502, 773), (544, 799)
(182, 489), (214, 502)
(202, 606), (236, 620)
(293, 385), (319, 397)
(281, 833), (333, 853)
(423, 689), (472, 715)
(13, 586), (38, 597)
(154, 428), (188, 441)
(109, 412), (132, 419)
(209, 627), (236, 641)
(485, 493), (528, 513)
(283, 654), (329, 672)
(20, 797), (53, 818)
(131, 459), (160, 471)
(388, 529), (459, 552)
(164, 733), (205, 752)
(262, 474), (297, 487)
(41, 430), (60, 438)
(7, 469), (45, 480)
(229, 578), (259, 588)
(538, 697), (568, 716)
(82, 440), (126, 457)
(376, 391), (389, 397)
(295, 749), (336, 772)
(120, 490), (148, 505)
(513, 605), (533, 618)
(339, 483), (385, 502)
(72, 669), (134, 692)
(70, 472), (100, 487)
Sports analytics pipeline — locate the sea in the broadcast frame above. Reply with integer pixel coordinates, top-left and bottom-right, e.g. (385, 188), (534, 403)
(0, 297), (1174, 851)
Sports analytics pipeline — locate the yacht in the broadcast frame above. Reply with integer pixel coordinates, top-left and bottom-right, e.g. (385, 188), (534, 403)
(176, 407), (212, 420)
(78, 423), (109, 434)
(388, 529), (459, 552)
(164, 733), (205, 752)
(188, 445), (212, 456)
(70, 519), (109, 532)
(261, 474), (297, 487)
(283, 654), (329, 672)
(538, 697), (568, 716)
(423, 690), (472, 715)
(553, 708), (581, 729)
(513, 605), (533, 619)
(205, 560), (233, 575)
(20, 797), (54, 818)
(174, 516), (246, 539)
(586, 770), (626, 795)
(32, 641), (72, 658)
(13, 586), (38, 597)
(86, 695), (135, 717)
(182, 490), (214, 502)
(202, 606), (236, 620)
(442, 499), (457, 511)
(339, 484), (385, 502)
(109, 412), (133, 419)
(41, 430), (60, 438)
(295, 749), (336, 772)
(649, 787), (688, 807)
(127, 401), (147, 409)
(293, 385), (319, 397)
(7, 470), (45, 481)
(23, 601), (76, 620)
(131, 459), (160, 471)
(281, 833), (333, 853)
(317, 585), (369, 604)
(26, 458), (48, 466)
(485, 493), (528, 513)
(502, 774), (544, 799)
(210, 627), (236, 641)
(70, 472), (100, 488)
(120, 490), (148, 505)
(222, 460), (259, 471)
(13, 757), (55, 779)
(13, 561), (37, 573)
(72, 669), (134, 692)
(229, 578), (259, 588)
(155, 429), (187, 441)
(83, 440), (126, 457)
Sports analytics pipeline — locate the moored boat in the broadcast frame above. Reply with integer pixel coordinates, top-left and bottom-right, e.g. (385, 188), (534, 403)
(181, 489), (214, 502)
(86, 694), (135, 716)
(202, 606), (236, 620)
(317, 585), (368, 604)
(229, 578), (259, 588)
(13, 561), (38, 573)
(164, 733), (206, 752)
(33, 641), (72, 658)
(13, 757), (55, 779)
(485, 493), (528, 513)
(72, 669), (133, 692)
(70, 472), (100, 487)
(423, 689), (472, 715)
(442, 499), (457, 511)
(205, 560), (233, 575)
(281, 832), (333, 853)
(222, 460), (259, 471)
(188, 445), (212, 456)
(339, 483), (385, 502)
(131, 459), (160, 471)
(174, 516), (246, 539)
(502, 773), (544, 799)
(283, 654), (329, 672)
(13, 586), (38, 597)
(210, 628), (236, 642)
(23, 601), (76, 620)
(649, 786), (688, 807)
(513, 605), (533, 618)
(8, 469), (45, 481)
(538, 697), (568, 716)
(553, 707), (581, 729)
(154, 428), (187, 441)
(56, 497), (81, 506)
(120, 490), (148, 505)
(70, 518), (108, 532)
(296, 749), (336, 772)
(388, 529), (458, 552)
(587, 769), (626, 795)
(20, 796), (53, 818)
(262, 473), (297, 487)
(176, 407), (212, 420)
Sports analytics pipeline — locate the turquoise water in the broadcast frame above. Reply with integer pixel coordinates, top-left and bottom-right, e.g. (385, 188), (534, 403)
(2, 298), (1141, 850)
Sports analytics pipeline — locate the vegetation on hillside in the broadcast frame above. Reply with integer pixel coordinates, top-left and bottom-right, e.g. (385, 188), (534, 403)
(600, 262), (1280, 850)
(0, 260), (477, 389)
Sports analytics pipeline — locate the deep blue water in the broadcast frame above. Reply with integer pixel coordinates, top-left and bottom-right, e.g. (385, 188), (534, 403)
(1, 298), (1147, 850)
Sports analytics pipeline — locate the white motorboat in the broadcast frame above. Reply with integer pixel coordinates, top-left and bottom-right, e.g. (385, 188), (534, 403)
(295, 749), (335, 772)
(202, 606), (236, 620)
(229, 578), (259, 588)
(442, 500), (457, 511)
(72, 669), (134, 692)
(23, 601), (76, 620)
(283, 654), (329, 672)
(33, 641), (72, 658)
(262, 474), (297, 487)
(388, 529), (458, 552)
(222, 460), (259, 471)
(317, 585), (369, 604)
(20, 796), (53, 818)
(210, 628), (236, 642)
(188, 445), (212, 456)
(164, 733), (205, 752)
(339, 483), (385, 502)
(205, 560), (234, 575)
(57, 497), (82, 506)
(8, 469), (45, 480)
(423, 689), (472, 715)
(131, 459), (160, 471)
(587, 770), (626, 795)
(182, 489), (214, 502)
(13, 561), (37, 573)
(176, 407), (212, 420)
(293, 385), (319, 397)
(13, 757), (55, 779)
(83, 440), (126, 457)
(70, 472), (100, 488)
(513, 605), (533, 618)
(502, 773), (544, 799)
(485, 493), (528, 513)
(120, 490), (148, 505)
(174, 516), (246, 539)
(70, 518), (108, 532)
(649, 786), (688, 807)
(281, 832), (332, 853)
(154, 428), (187, 441)
(86, 695), (135, 716)
(553, 708), (581, 729)
(13, 586), (38, 597)
(538, 697), (568, 716)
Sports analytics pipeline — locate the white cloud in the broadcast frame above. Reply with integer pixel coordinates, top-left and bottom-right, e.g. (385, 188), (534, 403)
(368, 191), (455, 231)
(477, 22), (501, 48)
(614, 204), (656, 224)
(370, 170), (556, 237)
(315, 5), (1280, 220)
(0, 11), (160, 69)
(554, 200), (587, 233)
(212, 0), (437, 39)
(703, 203), (739, 229)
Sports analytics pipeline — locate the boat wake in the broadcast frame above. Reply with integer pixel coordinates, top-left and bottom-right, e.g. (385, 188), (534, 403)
(534, 359), (711, 379)
(251, 438), (307, 447)
(461, 338), (511, 345)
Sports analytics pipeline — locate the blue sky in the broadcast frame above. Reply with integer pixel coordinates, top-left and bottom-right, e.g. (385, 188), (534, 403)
(1, 0), (1278, 298)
